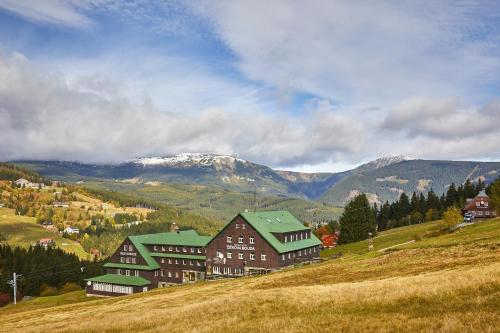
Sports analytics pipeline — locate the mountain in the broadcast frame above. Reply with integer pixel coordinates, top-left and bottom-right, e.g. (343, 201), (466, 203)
(321, 159), (500, 206)
(11, 154), (500, 207)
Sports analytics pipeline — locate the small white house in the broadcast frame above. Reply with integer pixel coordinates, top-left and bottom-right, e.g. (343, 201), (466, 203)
(64, 226), (80, 235)
(14, 178), (31, 186)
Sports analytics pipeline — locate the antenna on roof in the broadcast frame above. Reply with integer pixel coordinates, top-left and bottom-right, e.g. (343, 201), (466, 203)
(253, 185), (257, 212)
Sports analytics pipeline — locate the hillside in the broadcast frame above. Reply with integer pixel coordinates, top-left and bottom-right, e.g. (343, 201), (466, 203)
(0, 207), (88, 259)
(322, 159), (500, 205)
(1, 218), (498, 332)
(81, 180), (343, 226)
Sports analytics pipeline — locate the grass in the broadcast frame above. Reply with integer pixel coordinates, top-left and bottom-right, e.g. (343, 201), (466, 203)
(0, 218), (498, 332)
(0, 208), (89, 259)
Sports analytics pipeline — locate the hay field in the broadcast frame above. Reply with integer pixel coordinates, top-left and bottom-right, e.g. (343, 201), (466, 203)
(1, 219), (499, 332)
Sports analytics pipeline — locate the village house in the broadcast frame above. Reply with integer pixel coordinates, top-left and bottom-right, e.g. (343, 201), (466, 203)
(64, 226), (80, 235)
(38, 238), (55, 249)
(461, 190), (497, 219)
(205, 211), (322, 277)
(14, 178), (45, 189)
(85, 229), (211, 297)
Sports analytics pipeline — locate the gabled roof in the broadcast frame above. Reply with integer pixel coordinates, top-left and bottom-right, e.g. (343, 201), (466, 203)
(113, 230), (211, 270)
(238, 211), (321, 253)
(463, 190), (490, 210)
(86, 274), (150, 286)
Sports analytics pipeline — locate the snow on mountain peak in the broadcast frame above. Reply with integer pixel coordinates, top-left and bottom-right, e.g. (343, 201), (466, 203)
(129, 153), (247, 167)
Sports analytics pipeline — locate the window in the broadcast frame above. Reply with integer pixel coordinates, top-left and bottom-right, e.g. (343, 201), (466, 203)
(227, 252), (232, 259)
(169, 246), (172, 251)
(261, 254), (267, 261)
(175, 272), (179, 278)
(216, 251), (223, 259)
(183, 247), (187, 253)
(235, 223), (240, 229)
(284, 236), (288, 243)
(175, 247), (179, 252)
(168, 259), (172, 264)
(238, 252), (244, 260)
(117, 269), (121, 275)
(135, 270), (139, 277)
(485, 202), (489, 207)
(249, 236), (255, 244)
(154, 245), (157, 251)
(238, 236), (244, 244)
(242, 224), (246, 229)
(197, 261), (201, 266)
(131, 257), (136, 264)
(161, 258), (165, 264)
(476, 202), (480, 207)
(162, 246), (165, 252)
(190, 260), (193, 266)
(301, 233), (303, 240)
(175, 260), (179, 265)
(123, 244), (128, 251)
(126, 257), (130, 263)
(213, 266), (221, 274)
(250, 253), (255, 260)
(168, 272), (172, 278)
(154, 271), (159, 277)
(288, 253), (291, 259)
(161, 270), (164, 277)
(282, 254), (285, 261)
(182, 260), (186, 265)
(120, 257), (125, 263)
(191, 247), (194, 253)
(197, 248), (202, 253)
(298, 250), (301, 256)
(309, 248), (312, 254)
(125, 270), (130, 276)
(223, 267), (231, 275)
(227, 236), (232, 243)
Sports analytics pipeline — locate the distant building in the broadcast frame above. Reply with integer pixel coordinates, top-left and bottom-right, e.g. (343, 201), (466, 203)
(64, 226), (80, 235)
(38, 238), (55, 249)
(461, 190), (497, 219)
(321, 233), (337, 248)
(14, 178), (45, 189)
(52, 201), (70, 208)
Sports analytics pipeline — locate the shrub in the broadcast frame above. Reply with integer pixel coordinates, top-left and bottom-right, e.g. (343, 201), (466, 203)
(60, 282), (81, 294)
(0, 293), (10, 307)
(40, 286), (59, 297)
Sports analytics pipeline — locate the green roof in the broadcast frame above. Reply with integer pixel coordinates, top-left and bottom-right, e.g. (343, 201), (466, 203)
(239, 211), (322, 253)
(140, 230), (212, 247)
(86, 274), (150, 286)
(103, 263), (156, 271)
(150, 253), (206, 260)
(102, 230), (211, 272)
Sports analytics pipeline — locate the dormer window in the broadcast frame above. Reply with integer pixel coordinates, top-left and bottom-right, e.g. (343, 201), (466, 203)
(235, 223), (240, 229)
(284, 236), (288, 243)
(123, 244), (128, 251)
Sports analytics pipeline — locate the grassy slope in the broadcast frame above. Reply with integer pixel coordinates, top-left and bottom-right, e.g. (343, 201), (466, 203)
(1, 218), (498, 332)
(0, 208), (89, 259)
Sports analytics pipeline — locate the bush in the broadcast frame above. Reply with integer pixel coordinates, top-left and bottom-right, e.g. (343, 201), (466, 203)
(40, 286), (59, 297)
(60, 282), (81, 294)
(0, 293), (10, 307)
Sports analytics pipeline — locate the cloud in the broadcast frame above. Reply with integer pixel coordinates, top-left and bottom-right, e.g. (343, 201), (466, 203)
(0, 52), (364, 166)
(0, 0), (95, 28)
(381, 97), (500, 139)
(193, 1), (500, 105)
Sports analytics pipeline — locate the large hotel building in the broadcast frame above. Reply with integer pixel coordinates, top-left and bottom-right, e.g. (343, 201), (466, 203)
(86, 211), (321, 297)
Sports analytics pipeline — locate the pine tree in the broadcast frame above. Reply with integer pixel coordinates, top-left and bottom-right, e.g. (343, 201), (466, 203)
(339, 193), (376, 244)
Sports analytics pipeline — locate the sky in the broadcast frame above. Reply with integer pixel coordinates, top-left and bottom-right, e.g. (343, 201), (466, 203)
(0, 0), (499, 172)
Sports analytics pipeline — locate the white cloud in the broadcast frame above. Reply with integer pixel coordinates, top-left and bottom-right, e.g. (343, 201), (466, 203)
(0, 0), (95, 28)
(0, 52), (364, 166)
(193, 1), (500, 105)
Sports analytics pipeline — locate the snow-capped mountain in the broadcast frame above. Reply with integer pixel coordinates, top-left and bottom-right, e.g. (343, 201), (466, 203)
(354, 155), (417, 173)
(129, 153), (246, 168)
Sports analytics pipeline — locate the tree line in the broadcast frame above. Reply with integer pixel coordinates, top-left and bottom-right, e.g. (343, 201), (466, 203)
(0, 244), (104, 305)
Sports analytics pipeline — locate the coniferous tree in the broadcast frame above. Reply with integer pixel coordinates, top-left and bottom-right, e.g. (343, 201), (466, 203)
(339, 193), (376, 244)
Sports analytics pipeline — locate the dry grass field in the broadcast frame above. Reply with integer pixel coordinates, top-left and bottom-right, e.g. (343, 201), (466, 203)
(1, 219), (499, 332)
